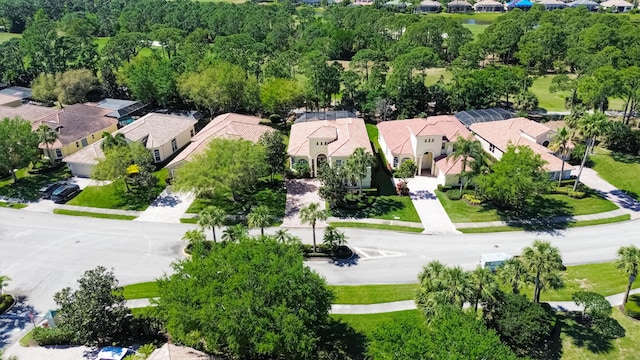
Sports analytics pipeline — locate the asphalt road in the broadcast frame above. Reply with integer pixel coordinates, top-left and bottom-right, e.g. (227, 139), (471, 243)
(1, 208), (640, 346)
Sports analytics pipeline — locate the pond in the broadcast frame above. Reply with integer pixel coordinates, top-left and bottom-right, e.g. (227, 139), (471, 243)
(459, 19), (494, 25)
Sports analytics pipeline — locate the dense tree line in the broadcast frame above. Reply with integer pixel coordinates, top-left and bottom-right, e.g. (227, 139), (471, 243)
(2, 3), (640, 120)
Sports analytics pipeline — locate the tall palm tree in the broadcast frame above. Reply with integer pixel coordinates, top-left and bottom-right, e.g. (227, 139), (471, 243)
(222, 224), (248, 243)
(496, 258), (528, 295)
(299, 202), (327, 252)
(548, 127), (571, 183)
(247, 206), (273, 236)
(573, 112), (610, 191)
(198, 206), (226, 243)
(101, 132), (127, 151)
(521, 240), (564, 302)
(36, 125), (58, 164)
(447, 137), (483, 191)
(182, 229), (206, 247)
(470, 266), (499, 313)
(441, 266), (472, 309)
(416, 262), (472, 316)
(616, 245), (640, 307)
(346, 147), (375, 195)
(0, 274), (10, 295)
(322, 225), (347, 250)
(274, 229), (300, 245)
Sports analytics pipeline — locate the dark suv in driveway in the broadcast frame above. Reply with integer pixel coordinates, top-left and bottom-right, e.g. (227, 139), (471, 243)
(50, 184), (81, 204)
(39, 181), (67, 199)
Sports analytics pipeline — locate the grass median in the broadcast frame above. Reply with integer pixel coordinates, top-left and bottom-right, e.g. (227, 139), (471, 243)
(329, 222), (424, 233)
(53, 209), (137, 220)
(458, 214), (630, 233)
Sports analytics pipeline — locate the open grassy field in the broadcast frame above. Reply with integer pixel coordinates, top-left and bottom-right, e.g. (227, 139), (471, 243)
(462, 23), (489, 40)
(532, 75), (572, 112)
(0, 32), (21, 43)
(590, 148), (640, 198)
(329, 284), (418, 304)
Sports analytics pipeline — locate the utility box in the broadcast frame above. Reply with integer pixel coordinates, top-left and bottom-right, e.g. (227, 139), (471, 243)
(480, 253), (512, 271)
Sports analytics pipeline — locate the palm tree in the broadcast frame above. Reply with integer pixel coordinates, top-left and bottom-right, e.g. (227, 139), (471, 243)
(274, 229), (300, 245)
(447, 137), (483, 191)
(470, 266), (499, 313)
(521, 240), (564, 302)
(182, 229), (206, 247)
(548, 127), (571, 183)
(36, 125), (58, 164)
(198, 206), (226, 243)
(299, 202), (327, 252)
(0, 274), (10, 295)
(322, 225), (347, 251)
(441, 266), (472, 309)
(496, 258), (528, 295)
(222, 224), (248, 243)
(101, 132), (127, 151)
(346, 147), (375, 195)
(573, 112), (610, 191)
(416, 262), (472, 316)
(247, 206), (272, 236)
(616, 245), (640, 307)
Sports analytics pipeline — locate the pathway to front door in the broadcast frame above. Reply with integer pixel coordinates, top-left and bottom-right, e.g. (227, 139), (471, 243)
(399, 176), (459, 234)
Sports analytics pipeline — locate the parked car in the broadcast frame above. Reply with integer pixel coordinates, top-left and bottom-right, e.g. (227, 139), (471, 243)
(50, 184), (81, 204)
(39, 181), (67, 199)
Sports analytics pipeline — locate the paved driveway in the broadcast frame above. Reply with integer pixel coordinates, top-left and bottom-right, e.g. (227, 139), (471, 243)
(400, 176), (458, 234)
(282, 179), (327, 228)
(134, 188), (195, 223)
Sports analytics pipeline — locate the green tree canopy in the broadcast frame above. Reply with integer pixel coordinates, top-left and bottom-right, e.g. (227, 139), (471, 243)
(0, 116), (39, 183)
(157, 238), (335, 359)
(55, 68), (98, 105)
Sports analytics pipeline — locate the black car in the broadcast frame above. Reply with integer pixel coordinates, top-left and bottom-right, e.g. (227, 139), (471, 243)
(50, 184), (81, 204)
(39, 181), (67, 199)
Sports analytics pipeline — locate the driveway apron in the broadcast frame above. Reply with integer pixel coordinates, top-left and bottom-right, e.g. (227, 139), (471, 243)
(399, 176), (458, 234)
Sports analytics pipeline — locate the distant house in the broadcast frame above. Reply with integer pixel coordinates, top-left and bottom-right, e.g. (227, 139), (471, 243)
(288, 118), (374, 186)
(377, 116), (472, 186)
(567, 0), (599, 10)
(166, 113), (274, 173)
(63, 113), (197, 177)
(469, 117), (573, 180)
(447, 0), (473, 12)
(32, 104), (118, 162)
(0, 104), (60, 124)
(474, 0), (504, 12)
(600, 0), (633, 12)
(415, 0), (442, 13)
(537, 0), (566, 10)
(505, 0), (534, 10)
(93, 98), (147, 127)
(384, 0), (411, 11)
(0, 86), (32, 107)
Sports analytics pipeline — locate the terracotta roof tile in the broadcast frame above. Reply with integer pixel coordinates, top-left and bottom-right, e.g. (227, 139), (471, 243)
(377, 116), (471, 156)
(287, 118), (372, 158)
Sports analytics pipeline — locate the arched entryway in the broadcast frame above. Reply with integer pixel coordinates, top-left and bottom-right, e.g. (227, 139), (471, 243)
(317, 154), (327, 167)
(421, 152), (433, 176)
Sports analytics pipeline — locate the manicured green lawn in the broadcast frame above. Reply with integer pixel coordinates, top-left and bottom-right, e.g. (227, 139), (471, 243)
(458, 214), (631, 233)
(332, 310), (422, 336)
(53, 209), (137, 220)
(329, 284), (418, 304)
(0, 32), (21, 43)
(531, 75), (571, 112)
(590, 149), (640, 198)
(365, 123), (378, 148)
(439, 12), (503, 23)
(331, 195), (422, 223)
(121, 281), (159, 300)
(435, 190), (500, 222)
(67, 168), (168, 211)
(462, 24), (489, 39)
(424, 68), (453, 86)
(0, 166), (70, 202)
(330, 222), (424, 233)
(545, 193), (619, 216)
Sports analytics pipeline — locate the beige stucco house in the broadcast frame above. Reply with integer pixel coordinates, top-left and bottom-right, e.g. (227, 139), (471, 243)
(469, 117), (572, 180)
(32, 104), (118, 162)
(166, 113), (274, 173)
(377, 116), (472, 186)
(63, 112), (197, 177)
(287, 117), (374, 187)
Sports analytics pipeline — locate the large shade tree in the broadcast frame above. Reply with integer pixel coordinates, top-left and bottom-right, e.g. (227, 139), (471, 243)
(157, 238), (335, 359)
(0, 117), (39, 183)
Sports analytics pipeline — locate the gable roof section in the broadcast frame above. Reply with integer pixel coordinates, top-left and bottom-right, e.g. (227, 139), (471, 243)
(167, 113), (274, 168)
(0, 104), (60, 123)
(288, 118), (372, 158)
(470, 118), (569, 173)
(33, 104), (117, 148)
(435, 155), (471, 175)
(377, 116), (471, 156)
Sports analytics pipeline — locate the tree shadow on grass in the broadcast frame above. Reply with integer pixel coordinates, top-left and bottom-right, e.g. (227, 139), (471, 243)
(496, 196), (574, 234)
(0, 169), (69, 202)
(558, 311), (624, 356)
(318, 319), (367, 360)
(610, 152), (640, 164)
(331, 197), (405, 220)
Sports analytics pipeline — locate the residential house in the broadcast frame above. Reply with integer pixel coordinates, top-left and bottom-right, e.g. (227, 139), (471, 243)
(147, 343), (210, 360)
(567, 0), (599, 10)
(415, 0), (442, 13)
(474, 0), (504, 12)
(288, 117), (374, 187)
(0, 104), (60, 124)
(447, 0), (473, 12)
(63, 112), (197, 177)
(505, 0), (534, 10)
(600, 0), (633, 12)
(469, 117), (573, 180)
(93, 98), (147, 127)
(377, 116), (472, 186)
(384, 0), (411, 11)
(536, 0), (566, 10)
(32, 104), (118, 162)
(166, 113), (274, 173)
(0, 86), (31, 107)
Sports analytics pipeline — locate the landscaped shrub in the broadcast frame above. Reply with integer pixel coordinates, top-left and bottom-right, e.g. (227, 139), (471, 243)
(624, 294), (640, 320)
(446, 189), (462, 200)
(32, 327), (73, 345)
(293, 162), (311, 178)
(396, 181), (409, 196)
(0, 294), (14, 314)
(568, 190), (586, 199)
(462, 193), (482, 205)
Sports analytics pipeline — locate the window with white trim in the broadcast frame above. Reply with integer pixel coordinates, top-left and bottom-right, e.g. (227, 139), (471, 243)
(153, 149), (161, 162)
(171, 139), (178, 152)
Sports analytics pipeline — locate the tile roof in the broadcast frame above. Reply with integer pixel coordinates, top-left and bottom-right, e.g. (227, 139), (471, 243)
(33, 104), (117, 148)
(63, 112), (196, 165)
(0, 104), (60, 123)
(167, 113), (274, 168)
(377, 116), (471, 156)
(0, 94), (21, 106)
(470, 118), (571, 173)
(435, 155), (471, 175)
(288, 118), (373, 158)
